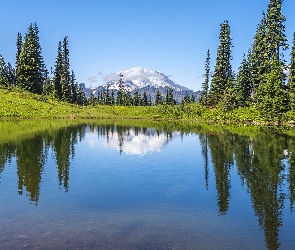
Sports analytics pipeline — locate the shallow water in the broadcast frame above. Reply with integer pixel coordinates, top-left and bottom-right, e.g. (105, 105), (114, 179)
(0, 121), (294, 249)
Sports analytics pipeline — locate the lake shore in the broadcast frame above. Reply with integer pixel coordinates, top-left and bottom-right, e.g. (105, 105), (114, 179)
(1, 88), (295, 127)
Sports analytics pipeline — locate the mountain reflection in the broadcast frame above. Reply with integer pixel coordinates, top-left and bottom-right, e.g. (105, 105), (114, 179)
(1, 121), (295, 249)
(199, 128), (295, 250)
(98, 126), (180, 155)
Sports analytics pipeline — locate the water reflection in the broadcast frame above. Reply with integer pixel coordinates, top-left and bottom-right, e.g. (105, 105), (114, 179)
(198, 128), (294, 250)
(0, 121), (295, 249)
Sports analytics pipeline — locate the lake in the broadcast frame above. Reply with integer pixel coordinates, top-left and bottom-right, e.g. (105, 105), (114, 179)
(0, 120), (295, 250)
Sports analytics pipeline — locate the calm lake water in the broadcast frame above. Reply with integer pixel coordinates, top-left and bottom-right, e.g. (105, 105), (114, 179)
(0, 120), (295, 250)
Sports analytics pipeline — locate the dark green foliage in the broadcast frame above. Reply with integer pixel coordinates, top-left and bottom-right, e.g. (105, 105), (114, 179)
(141, 91), (148, 106)
(256, 58), (287, 120)
(266, 0), (288, 62)
(235, 54), (252, 107)
(165, 88), (176, 105)
(248, 12), (269, 93)
(288, 33), (295, 110)
(208, 21), (233, 107)
(88, 92), (97, 106)
(155, 90), (163, 105)
(133, 90), (140, 106)
(0, 55), (15, 86)
(17, 23), (46, 94)
(116, 77), (126, 106)
(200, 49), (210, 106)
(15, 32), (22, 80)
(53, 41), (63, 98)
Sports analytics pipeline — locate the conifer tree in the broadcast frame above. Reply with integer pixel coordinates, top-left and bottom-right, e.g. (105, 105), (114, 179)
(235, 54), (252, 107)
(116, 74), (125, 105)
(254, 0), (288, 117)
(155, 89), (163, 105)
(248, 13), (268, 98)
(289, 33), (295, 110)
(133, 90), (140, 106)
(53, 41), (63, 99)
(15, 32), (22, 81)
(0, 55), (15, 87)
(70, 70), (78, 104)
(88, 92), (97, 106)
(266, 0), (288, 62)
(208, 21), (233, 107)
(61, 36), (71, 102)
(200, 49), (210, 106)
(183, 91), (191, 104)
(141, 91), (148, 106)
(17, 23), (46, 94)
(165, 88), (176, 105)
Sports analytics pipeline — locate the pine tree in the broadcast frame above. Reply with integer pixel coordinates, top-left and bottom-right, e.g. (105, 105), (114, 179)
(266, 0), (288, 62)
(0, 55), (15, 87)
(53, 41), (63, 99)
(133, 90), (140, 106)
(208, 21), (233, 107)
(155, 90), (163, 105)
(70, 70), (77, 104)
(88, 92), (97, 106)
(254, 0), (288, 117)
(15, 32), (22, 81)
(257, 58), (287, 119)
(200, 49), (210, 106)
(183, 91), (191, 104)
(235, 54), (252, 107)
(61, 36), (71, 102)
(166, 88), (176, 105)
(141, 91), (148, 106)
(116, 74), (125, 105)
(248, 12), (268, 95)
(289, 33), (295, 110)
(17, 23), (46, 94)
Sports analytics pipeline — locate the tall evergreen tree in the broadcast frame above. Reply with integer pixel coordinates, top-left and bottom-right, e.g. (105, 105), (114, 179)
(15, 32), (22, 81)
(208, 21), (233, 107)
(255, 0), (288, 117)
(116, 74), (125, 105)
(266, 0), (288, 62)
(133, 90), (140, 106)
(0, 55), (15, 87)
(200, 49), (210, 106)
(235, 54), (252, 107)
(61, 36), (71, 102)
(141, 91), (148, 106)
(289, 33), (295, 110)
(155, 89), (163, 105)
(248, 12), (269, 94)
(53, 41), (63, 99)
(17, 23), (46, 94)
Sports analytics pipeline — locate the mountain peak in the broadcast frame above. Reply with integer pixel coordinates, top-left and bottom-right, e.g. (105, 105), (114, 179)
(102, 67), (187, 92)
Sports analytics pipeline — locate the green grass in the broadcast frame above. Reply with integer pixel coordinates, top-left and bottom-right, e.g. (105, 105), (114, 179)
(1, 87), (295, 125)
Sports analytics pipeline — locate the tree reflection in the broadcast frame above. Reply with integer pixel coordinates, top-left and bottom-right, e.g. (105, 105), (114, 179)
(199, 128), (290, 250)
(16, 135), (47, 204)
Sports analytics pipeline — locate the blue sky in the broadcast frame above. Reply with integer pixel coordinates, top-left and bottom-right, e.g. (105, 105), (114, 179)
(0, 0), (294, 91)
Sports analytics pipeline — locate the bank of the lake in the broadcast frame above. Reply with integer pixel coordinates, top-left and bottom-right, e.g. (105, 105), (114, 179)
(1, 88), (295, 125)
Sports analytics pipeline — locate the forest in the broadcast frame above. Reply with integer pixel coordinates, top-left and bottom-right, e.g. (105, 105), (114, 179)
(0, 0), (294, 122)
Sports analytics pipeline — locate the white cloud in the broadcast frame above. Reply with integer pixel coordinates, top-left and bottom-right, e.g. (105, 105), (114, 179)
(102, 67), (165, 83)
(103, 129), (180, 155)
(87, 76), (98, 83)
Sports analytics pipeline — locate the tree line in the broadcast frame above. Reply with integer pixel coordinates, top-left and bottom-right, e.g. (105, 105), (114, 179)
(0, 23), (88, 105)
(0, 23), (195, 107)
(199, 0), (295, 120)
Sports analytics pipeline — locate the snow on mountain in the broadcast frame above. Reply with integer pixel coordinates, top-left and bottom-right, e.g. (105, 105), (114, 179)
(102, 67), (189, 91)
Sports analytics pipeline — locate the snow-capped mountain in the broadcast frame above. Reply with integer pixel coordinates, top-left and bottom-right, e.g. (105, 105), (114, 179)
(82, 67), (201, 103)
(102, 67), (189, 92)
